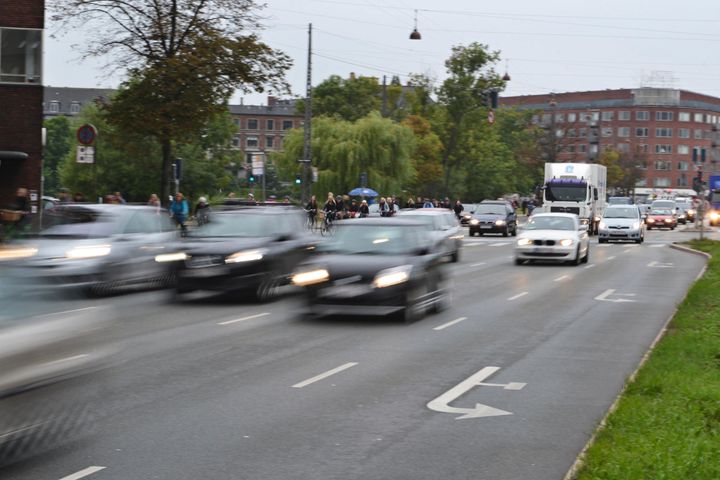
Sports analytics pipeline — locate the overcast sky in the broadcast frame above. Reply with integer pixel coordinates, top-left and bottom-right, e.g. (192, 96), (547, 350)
(44, 0), (720, 105)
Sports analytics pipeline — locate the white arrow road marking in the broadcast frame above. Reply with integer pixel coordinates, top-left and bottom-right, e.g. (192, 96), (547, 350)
(217, 312), (270, 325)
(59, 466), (106, 480)
(434, 317), (467, 331)
(507, 292), (528, 301)
(594, 289), (637, 303)
(427, 366), (525, 419)
(648, 260), (675, 268)
(292, 362), (358, 388)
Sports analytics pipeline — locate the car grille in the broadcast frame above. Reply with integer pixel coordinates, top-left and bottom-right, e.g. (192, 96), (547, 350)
(185, 255), (225, 268)
(550, 206), (580, 215)
(533, 239), (556, 246)
(609, 225), (630, 229)
(529, 252), (566, 257)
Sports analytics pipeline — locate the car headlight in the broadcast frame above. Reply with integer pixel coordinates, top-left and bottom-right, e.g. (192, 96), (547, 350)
(292, 268), (329, 286)
(632, 222), (640, 230)
(470, 219), (479, 225)
(372, 265), (412, 289)
(225, 249), (265, 264)
(664, 218), (672, 223)
(687, 209), (695, 215)
(598, 221), (607, 230)
(647, 218), (655, 223)
(517, 238), (533, 246)
(65, 244), (112, 259)
(0, 246), (37, 261)
(155, 252), (188, 263)
(709, 212), (719, 221)
(495, 220), (506, 226)
(559, 239), (574, 247)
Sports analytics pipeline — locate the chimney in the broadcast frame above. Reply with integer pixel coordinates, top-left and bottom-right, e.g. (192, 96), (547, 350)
(268, 96), (277, 107)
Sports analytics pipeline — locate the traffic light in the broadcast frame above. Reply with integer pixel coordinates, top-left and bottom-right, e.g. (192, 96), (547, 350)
(693, 170), (704, 193)
(248, 174), (256, 184)
(295, 173), (302, 185)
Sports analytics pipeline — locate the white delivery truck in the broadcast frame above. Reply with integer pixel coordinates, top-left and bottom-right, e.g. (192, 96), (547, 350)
(539, 163), (607, 234)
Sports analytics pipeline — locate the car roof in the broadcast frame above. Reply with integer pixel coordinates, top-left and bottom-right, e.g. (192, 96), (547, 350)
(605, 204), (638, 209)
(335, 218), (427, 227)
(530, 212), (578, 219)
(480, 200), (511, 205)
(396, 208), (451, 216)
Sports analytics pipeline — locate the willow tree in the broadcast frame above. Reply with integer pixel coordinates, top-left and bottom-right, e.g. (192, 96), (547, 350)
(274, 113), (415, 198)
(49, 0), (291, 204)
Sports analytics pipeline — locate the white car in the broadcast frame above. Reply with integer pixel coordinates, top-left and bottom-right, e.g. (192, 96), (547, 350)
(514, 213), (589, 265)
(598, 205), (645, 244)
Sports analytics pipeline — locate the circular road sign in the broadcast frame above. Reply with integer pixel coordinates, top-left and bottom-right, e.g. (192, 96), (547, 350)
(76, 124), (97, 145)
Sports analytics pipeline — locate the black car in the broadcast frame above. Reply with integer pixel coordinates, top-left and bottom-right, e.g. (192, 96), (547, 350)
(292, 219), (449, 323)
(161, 207), (316, 301)
(468, 201), (517, 237)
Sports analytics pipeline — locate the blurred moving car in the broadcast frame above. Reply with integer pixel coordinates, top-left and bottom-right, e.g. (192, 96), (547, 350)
(0, 204), (178, 296)
(514, 213), (589, 265)
(459, 203), (477, 225)
(395, 208), (463, 262)
(645, 208), (677, 230)
(598, 205), (645, 243)
(678, 201), (696, 222)
(292, 219), (449, 323)
(468, 201), (517, 237)
(675, 203), (689, 224)
(162, 207), (316, 301)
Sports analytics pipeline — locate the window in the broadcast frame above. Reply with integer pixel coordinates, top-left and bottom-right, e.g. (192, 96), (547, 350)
(618, 127), (630, 137)
(233, 118), (240, 126)
(48, 101), (60, 113)
(554, 113), (565, 123)
(265, 136), (274, 148)
(591, 112), (600, 122)
(578, 128), (587, 138)
(679, 112), (690, 122)
(0, 28), (42, 84)
(232, 135), (241, 148)
(654, 161), (671, 171)
(655, 144), (672, 154)
(283, 120), (294, 130)
(567, 113), (577, 122)
(694, 129), (704, 139)
(694, 113), (704, 122)
(636, 111), (649, 121)
(655, 128), (673, 137)
(654, 177), (671, 187)
(601, 111), (614, 121)
(678, 174), (688, 187)
(635, 127), (648, 137)
(70, 102), (81, 114)
(247, 119), (258, 129)
(707, 114), (713, 124)
(602, 127), (613, 137)
(579, 112), (592, 122)
(677, 161), (689, 171)
(531, 115), (540, 124)
(618, 111), (630, 121)
(266, 119), (274, 130)
(678, 145), (690, 155)
(565, 145), (576, 153)
(678, 128), (690, 138)
(246, 136), (258, 149)
(541, 114), (552, 124)
(638, 144), (649, 153)
(617, 143), (630, 153)
(566, 128), (576, 138)
(579, 144), (587, 153)
(656, 111), (673, 121)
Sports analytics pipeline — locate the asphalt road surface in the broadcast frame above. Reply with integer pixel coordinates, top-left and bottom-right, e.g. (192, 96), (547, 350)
(1, 227), (711, 480)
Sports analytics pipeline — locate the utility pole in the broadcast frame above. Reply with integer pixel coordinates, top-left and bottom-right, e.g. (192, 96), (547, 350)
(300, 23), (313, 204)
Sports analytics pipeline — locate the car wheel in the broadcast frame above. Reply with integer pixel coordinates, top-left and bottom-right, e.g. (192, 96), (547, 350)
(403, 282), (428, 324)
(514, 257), (524, 265)
(450, 249), (460, 263)
(582, 246), (589, 264)
(646, 226), (651, 230)
(511, 226), (517, 237)
(255, 271), (283, 302)
(598, 238), (606, 244)
(573, 246), (582, 266)
(502, 227), (509, 237)
(671, 226), (675, 230)
(430, 275), (451, 314)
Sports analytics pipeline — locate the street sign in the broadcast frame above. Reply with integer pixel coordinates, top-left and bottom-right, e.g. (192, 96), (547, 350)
(76, 145), (95, 164)
(488, 110), (495, 124)
(76, 124), (97, 145)
(251, 154), (265, 176)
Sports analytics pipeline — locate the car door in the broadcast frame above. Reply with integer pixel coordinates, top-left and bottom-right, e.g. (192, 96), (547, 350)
(116, 211), (176, 282)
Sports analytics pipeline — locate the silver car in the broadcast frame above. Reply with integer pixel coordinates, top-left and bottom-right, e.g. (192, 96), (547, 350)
(598, 205), (645, 244)
(515, 213), (590, 265)
(395, 208), (463, 262)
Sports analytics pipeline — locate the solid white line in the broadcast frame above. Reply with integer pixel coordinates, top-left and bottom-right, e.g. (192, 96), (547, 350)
(433, 317), (467, 331)
(292, 362), (358, 388)
(507, 292), (528, 301)
(38, 307), (96, 319)
(470, 262), (486, 267)
(59, 466), (107, 480)
(465, 243), (483, 247)
(217, 312), (270, 326)
(554, 275), (570, 282)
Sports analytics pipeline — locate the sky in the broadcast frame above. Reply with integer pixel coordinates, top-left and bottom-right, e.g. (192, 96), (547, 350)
(43, 0), (720, 105)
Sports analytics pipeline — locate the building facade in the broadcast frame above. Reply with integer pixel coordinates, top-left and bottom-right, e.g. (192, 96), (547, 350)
(0, 0), (44, 212)
(502, 88), (720, 191)
(43, 87), (115, 118)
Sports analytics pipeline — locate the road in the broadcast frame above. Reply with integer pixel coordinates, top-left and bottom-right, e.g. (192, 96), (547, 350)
(1, 227), (711, 480)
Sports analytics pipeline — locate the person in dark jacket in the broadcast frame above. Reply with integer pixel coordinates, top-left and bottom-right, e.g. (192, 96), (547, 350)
(453, 200), (464, 219)
(324, 193), (338, 222)
(358, 199), (370, 218)
(194, 196), (212, 225)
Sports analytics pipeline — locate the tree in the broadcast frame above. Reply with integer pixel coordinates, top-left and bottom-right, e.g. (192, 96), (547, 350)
(43, 116), (73, 196)
(402, 115), (444, 198)
(49, 0), (291, 204)
(296, 74), (382, 122)
(599, 147), (648, 195)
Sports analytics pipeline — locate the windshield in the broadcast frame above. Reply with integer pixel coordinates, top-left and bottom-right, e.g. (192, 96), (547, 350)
(189, 214), (282, 238)
(545, 184), (588, 202)
(525, 216), (576, 231)
(603, 208), (638, 219)
(39, 208), (117, 238)
(608, 197), (631, 205)
(651, 202), (675, 210)
(320, 225), (427, 255)
(474, 205), (507, 215)
(650, 209), (673, 216)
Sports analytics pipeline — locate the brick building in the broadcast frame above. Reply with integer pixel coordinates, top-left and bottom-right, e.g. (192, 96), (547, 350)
(502, 88), (720, 191)
(0, 0), (44, 212)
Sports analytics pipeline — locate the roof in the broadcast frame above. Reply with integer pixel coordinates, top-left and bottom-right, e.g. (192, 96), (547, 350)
(44, 87), (116, 115)
(228, 102), (299, 117)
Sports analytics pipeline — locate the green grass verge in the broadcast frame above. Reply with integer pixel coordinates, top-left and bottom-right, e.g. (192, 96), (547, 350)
(575, 239), (720, 480)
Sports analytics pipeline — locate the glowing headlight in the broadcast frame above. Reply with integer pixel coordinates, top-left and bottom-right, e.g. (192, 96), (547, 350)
(709, 212), (719, 221)
(470, 219), (479, 225)
(664, 218), (673, 223)
(598, 221), (607, 230)
(559, 239), (574, 247)
(632, 222), (640, 230)
(372, 265), (411, 289)
(292, 269), (329, 286)
(687, 209), (696, 215)
(155, 252), (188, 262)
(0, 246), (37, 261)
(495, 220), (506, 226)
(517, 238), (533, 246)
(65, 244), (111, 259)
(225, 249), (265, 264)
(647, 218), (655, 223)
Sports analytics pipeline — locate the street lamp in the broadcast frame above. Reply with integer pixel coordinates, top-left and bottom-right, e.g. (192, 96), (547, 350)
(409, 10), (421, 40)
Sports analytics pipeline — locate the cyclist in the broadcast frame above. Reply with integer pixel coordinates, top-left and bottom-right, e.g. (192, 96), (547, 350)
(305, 195), (318, 229)
(324, 192), (337, 223)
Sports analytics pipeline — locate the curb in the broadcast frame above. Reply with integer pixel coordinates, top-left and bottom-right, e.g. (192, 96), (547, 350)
(563, 243), (711, 480)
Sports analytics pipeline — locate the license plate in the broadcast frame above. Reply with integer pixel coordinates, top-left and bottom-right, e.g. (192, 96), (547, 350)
(532, 247), (551, 253)
(319, 285), (369, 298)
(480, 225), (492, 229)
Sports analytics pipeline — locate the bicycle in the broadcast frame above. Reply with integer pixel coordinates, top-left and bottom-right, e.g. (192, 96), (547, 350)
(320, 211), (336, 236)
(304, 209), (317, 232)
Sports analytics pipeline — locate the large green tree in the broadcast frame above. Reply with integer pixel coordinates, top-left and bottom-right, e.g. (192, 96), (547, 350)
(297, 74), (382, 122)
(43, 116), (73, 196)
(49, 0), (291, 205)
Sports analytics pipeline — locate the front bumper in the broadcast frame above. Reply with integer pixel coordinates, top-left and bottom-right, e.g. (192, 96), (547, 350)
(598, 228), (642, 241)
(469, 222), (507, 234)
(301, 282), (410, 317)
(175, 264), (267, 292)
(515, 245), (576, 261)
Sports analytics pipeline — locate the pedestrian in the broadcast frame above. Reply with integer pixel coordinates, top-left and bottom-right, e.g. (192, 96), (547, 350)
(6, 187), (30, 228)
(378, 197), (390, 217)
(305, 195), (318, 227)
(194, 196), (211, 225)
(148, 193), (160, 207)
(335, 195), (346, 220)
(405, 197), (415, 209)
(521, 199), (528, 215)
(422, 198), (434, 208)
(358, 199), (370, 218)
(349, 199), (359, 218)
(114, 191), (127, 204)
(283, 196), (291, 205)
(58, 188), (71, 203)
(442, 197), (452, 209)
(247, 193), (257, 205)
(170, 192), (189, 234)
(453, 199), (464, 219)
(527, 199), (536, 216)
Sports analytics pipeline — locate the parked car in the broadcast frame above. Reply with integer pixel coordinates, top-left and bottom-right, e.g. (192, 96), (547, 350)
(514, 213), (590, 265)
(468, 201), (517, 237)
(395, 208), (463, 262)
(162, 207), (316, 301)
(645, 208), (677, 230)
(292, 218), (449, 323)
(0, 204), (178, 296)
(598, 205), (645, 243)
